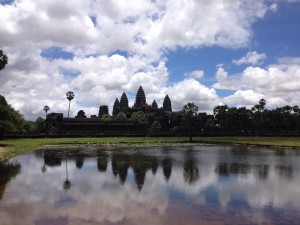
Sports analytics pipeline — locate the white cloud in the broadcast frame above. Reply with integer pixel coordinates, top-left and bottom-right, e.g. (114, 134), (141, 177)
(233, 51), (267, 66)
(270, 3), (278, 12)
(185, 70), (204, 79)
(223, 90), (265, 107)
(0, 0), (277, 119)
(214, 57), (300, 108)
(166, 79), (221, 112)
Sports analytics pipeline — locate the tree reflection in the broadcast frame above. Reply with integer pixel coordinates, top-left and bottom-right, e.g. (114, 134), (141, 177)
(276, 164), (293, 179)
(255, 164), (269, 180)
(63, 160), (71, 191)
(216, 163), (230, 177)
(183, 151), (199, 184)
(97, 153), (108, 172)
(0, 161), (21, 200)
(44, 150), (62, 167)
(75, 156), (84, 169)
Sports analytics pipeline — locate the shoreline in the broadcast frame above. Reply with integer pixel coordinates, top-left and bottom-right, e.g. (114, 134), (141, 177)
(1, 137), (300, 162)
(37, 141), (300, 150)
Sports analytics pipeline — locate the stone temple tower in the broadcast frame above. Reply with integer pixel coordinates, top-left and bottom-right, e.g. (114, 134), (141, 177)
(163, 95), (172, 112)
(119, 92), (129, 112)
(134, 86), (146, 107)
(112, 98), (120, 116)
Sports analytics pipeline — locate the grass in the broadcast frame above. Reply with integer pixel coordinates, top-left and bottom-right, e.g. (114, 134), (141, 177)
(1, 136), (300, 161)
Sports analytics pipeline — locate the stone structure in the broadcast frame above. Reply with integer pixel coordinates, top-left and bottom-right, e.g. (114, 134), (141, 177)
(98, 105), (109, 118)
(120, 92), (129, 112)
(112, 98), (120, 116)
(45, 85), (174, 135)
(163, 95), (172, 112)
(134, 86), (146, 107)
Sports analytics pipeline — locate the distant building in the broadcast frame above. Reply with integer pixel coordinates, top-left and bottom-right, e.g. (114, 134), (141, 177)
(45, 86), (176, 135)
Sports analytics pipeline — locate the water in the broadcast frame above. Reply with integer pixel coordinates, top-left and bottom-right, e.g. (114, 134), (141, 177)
(1, 145), (300, 225)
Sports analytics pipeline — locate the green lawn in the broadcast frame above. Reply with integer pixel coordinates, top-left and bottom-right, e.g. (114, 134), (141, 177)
(1, 136), (300, 162)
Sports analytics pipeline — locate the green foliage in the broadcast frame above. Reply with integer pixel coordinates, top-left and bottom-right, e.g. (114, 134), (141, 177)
(35, 117), (45, 133)
(183, 102), (199, 119)
(183, 102), (199, 142)
(131, 111), (148, 126)
(169, 112), (178, 126)
(116, 112), (126, 121)
(0, 95), (26, 134)
(101, 114), (111, 122)
(151, 121), (161, 131)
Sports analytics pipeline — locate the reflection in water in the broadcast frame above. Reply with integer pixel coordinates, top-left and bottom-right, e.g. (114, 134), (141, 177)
(1, 146), (300, 224)
(63, 160), (71, 191)
(0, 161), (21, 200)
(97, 152), (108, 172)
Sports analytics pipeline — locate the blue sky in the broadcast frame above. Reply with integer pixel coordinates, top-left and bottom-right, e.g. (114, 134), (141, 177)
(0, 0), (300, 120)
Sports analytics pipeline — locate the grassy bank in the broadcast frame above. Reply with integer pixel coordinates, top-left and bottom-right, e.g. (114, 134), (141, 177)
(1, 136), (300, 161)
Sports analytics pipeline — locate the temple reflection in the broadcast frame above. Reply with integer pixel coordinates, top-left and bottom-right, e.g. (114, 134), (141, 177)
(33, 147), (299, 192)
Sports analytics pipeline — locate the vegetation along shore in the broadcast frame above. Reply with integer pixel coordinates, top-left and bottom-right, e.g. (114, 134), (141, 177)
(1, 136), (300, 162)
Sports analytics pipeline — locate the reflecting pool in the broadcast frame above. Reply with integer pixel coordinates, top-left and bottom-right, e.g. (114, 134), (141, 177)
(1, 145), (300, 225)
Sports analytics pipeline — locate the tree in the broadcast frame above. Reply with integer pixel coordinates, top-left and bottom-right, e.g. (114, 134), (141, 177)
(35, 117), (45, 133)
(0, 50), (8, 71)
(101, 114), (111, 123)
(151, 121), (161, 132)
(76, 110), (86, 118)
(251, 99), (266, 135)
(0, 95), (25, 135)
(66, 91), (75, 118)
(183, 102), (198, 142)
(116, 112), (126, 121)
(131, 111), (148, 126)
(293, 106), (299, 132)
(43, 105), (50, 117)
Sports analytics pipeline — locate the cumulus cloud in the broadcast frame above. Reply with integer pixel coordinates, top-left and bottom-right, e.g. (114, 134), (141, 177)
(0, 0), (277, 119)
(233, 51), (267, 66)
(185, 70), (204, 79)
(214, 57), (300, 107)
(166, 79), (220, 112)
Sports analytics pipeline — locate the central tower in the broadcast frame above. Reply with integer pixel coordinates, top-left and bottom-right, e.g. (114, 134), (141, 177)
(134, 86), (146, 107)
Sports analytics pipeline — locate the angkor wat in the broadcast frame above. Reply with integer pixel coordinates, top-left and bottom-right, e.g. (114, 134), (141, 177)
(45, 86), (181, 136)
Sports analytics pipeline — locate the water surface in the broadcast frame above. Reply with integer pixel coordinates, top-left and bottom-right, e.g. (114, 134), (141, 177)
(1, 145), (300, 225)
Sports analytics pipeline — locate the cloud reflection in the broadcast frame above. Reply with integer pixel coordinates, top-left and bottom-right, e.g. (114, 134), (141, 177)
(0, 146), (300, 224)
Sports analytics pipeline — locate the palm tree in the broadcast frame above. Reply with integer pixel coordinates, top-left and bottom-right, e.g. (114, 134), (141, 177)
(43, 105), (50, 117)
(66, 91), (75, 118)
(183, 102), (199, 142)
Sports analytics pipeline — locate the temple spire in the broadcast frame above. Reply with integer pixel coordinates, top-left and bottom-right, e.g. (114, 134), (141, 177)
(163, 95), (172, 112)
(152, 100), (158, 109)
(134, 86), (146, 107)
(120, 92), (129, 112)
(113, 98), (120, 116)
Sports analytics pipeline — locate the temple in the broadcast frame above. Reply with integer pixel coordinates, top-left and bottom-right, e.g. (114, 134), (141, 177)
(45, 86), (180, 136)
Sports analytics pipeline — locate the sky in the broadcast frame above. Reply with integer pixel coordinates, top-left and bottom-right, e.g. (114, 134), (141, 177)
(0, 0), (300, 120)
